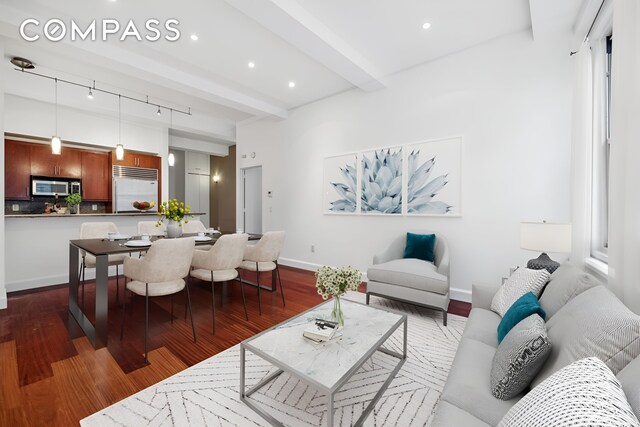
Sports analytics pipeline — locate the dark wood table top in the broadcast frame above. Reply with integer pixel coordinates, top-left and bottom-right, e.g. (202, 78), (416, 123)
(70, 232), (262, 256)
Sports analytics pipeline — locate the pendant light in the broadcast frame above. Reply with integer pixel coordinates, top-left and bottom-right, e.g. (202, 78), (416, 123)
(168, 109), (175, 166)
(115, 95), (125, 160)
(51, 78), (61, 155)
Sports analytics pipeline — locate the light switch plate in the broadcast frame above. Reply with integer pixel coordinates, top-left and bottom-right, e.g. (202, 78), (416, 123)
(92, 204), (98, 211)
(12, 204), (19, 212)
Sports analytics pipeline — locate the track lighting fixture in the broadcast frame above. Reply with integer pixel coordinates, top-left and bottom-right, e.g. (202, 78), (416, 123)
(157, 106), (161, 116)
(116, 95), (125, 160)
(87, 88), (94, 100)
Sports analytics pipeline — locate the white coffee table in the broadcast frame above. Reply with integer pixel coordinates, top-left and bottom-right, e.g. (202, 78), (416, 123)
(240, 298), (407, 427)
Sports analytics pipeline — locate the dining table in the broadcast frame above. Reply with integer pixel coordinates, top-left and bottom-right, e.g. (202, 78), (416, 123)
(68, 232), (263, 349)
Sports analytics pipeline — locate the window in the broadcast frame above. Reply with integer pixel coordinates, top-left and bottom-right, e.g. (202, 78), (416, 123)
(591, 36), (612, 263)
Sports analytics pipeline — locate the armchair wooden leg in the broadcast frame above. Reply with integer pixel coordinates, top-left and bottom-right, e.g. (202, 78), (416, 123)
(443, 310), (448, 327)
(238, 272), (248, 321)
(170, 295), (174, 324)
(276, 262), (285, 307)
(185, 279), (196, 343)
(144, 283), (149, 365)
(366, 293), (370, 305)
(256, 263), (262, 316)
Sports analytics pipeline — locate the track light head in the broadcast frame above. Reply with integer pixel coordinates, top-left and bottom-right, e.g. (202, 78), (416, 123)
(156, 106), (161, 116)
(87, 88), (94, 100)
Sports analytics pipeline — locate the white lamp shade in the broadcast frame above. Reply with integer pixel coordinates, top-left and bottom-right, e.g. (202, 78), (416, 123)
(520, 222), (572, 253)
(115, 144), (125, 161)
(51, 136), (62, 155)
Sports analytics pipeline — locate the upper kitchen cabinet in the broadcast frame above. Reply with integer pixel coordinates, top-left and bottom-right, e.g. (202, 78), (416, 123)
(30, 143), (82, 178)
(81, 151), (110, 201)
(5, 140), (31, 200)
(112, 151), (160, 169)
(186, 151), (210, 175)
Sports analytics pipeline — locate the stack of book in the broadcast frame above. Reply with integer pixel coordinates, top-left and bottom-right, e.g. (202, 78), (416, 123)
(303, 319), (338, 343)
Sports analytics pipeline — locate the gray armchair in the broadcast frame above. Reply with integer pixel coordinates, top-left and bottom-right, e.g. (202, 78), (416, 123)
(366, 232), (450, 325)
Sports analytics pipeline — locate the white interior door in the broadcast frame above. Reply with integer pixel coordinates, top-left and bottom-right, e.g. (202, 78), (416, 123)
(185, 173), (200, 213)
(243, 166), (262, 234)
(198, 174), (210, 227)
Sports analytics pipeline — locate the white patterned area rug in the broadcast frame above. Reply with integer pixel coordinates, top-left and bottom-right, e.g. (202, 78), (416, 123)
(82, 292), (466, 427)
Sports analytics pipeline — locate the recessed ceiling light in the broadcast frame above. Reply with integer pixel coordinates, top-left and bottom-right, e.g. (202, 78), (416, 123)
(248, 61), (255, 69)
(190, 34), (198, 41)
(422, 22), (431, 30)
(288, 81), (296, 88)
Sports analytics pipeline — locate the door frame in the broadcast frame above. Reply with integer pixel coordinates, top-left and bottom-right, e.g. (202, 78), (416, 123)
(240, 165), (262, 233)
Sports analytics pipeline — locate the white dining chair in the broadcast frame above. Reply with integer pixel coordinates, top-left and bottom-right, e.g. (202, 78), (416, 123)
(121, 237), (196, 364)
(79, 222), (128, 306)
(239, 231), (286, 315)
(189, 234), (248, 333)
(137, 221), (166, 236)
(182, 220), (207, 234)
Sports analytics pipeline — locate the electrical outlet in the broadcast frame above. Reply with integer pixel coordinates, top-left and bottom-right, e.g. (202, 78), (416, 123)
(311, 245), (315, 253)
(92, 204), (98, 211)
(12, 204), (19, 212)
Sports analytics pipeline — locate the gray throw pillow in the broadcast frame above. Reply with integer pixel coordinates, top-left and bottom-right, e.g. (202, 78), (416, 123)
(491, 268), (550, 317)
(539, 263), (601, 319)
(531, 285), (640, 389)
(490, 314), (551, 400)
(499, 357), (640, 427)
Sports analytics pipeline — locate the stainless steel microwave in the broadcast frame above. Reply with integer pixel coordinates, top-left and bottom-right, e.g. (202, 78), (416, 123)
(31, 178), (81, 196)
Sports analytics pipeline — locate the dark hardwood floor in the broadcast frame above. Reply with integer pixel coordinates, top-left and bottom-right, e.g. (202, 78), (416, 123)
(0, 266), (470, 426)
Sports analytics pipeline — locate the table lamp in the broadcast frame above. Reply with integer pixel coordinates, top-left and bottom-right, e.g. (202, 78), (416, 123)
(520, 222), (572, 274)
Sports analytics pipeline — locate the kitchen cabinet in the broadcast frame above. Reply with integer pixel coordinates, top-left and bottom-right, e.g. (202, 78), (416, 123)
(186, 151), (210, 175)
(185, 173), (210, 227)
(30, 143), (82, 178)
(81, 151), (110, 201)
(5, 140), (31, 200)
(112, 151), (160, 169)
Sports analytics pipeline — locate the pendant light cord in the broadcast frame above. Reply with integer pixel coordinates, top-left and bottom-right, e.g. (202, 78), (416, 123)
(54, 78), (58, 136)
(118, 95), (121, 145)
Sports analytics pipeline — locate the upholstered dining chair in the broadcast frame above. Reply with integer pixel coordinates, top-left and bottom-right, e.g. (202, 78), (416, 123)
(121, 237), (196, 364)
(182, 220), (207, 234)
(189, 233), (248, 333)
(137, 221), (166, 236)
(239, 231), (286, 315)
(79, 222), (128, 306)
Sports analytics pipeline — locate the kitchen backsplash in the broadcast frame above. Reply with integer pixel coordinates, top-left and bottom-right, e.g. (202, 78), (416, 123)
(5, 199), (108, 215)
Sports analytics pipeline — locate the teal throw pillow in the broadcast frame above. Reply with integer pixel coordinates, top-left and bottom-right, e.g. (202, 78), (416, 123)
(497, 292), (546, 343)
(403, 233), (436, 263)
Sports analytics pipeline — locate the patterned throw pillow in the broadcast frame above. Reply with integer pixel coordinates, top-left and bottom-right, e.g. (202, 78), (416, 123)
(498, 357), (640, 427)
(491, 314), (551, 400)
(491, 268), (550, 317)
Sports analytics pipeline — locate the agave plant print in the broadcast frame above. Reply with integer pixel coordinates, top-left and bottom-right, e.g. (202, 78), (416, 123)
(323, 153), (359, 213)
(407, 137), (461, 216)
(361, 148), (403, 214)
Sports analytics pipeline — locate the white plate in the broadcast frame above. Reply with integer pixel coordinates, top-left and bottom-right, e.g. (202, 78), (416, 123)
(125, 240), (153, 247)
(206, 229), (221, 234)
(195, 236), (212, 242)
(108, 234), (131, 240)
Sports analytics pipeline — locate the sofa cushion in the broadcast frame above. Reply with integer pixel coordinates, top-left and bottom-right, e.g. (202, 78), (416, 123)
(491, 314), (551, 400)
(367, 258), (448, 294)
(531, 285), (640, 388)
(497, 292), (546, 343)
(432, 401), (491, 427)
(403, 232), (436, 262)
(617, 356), (640, 420)
(539, 262), (601, 319)
(499, 357), (640, 427)
(491, 268), (550, 317)
(462, 308), (501, 348)
(441, 338), (522, 425)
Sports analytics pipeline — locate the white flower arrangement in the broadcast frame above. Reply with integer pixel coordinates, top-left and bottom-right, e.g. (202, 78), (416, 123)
(315, 266), (361, 299)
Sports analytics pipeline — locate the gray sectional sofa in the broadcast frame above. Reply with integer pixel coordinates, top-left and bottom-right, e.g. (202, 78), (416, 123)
(432, 263), (640, 426)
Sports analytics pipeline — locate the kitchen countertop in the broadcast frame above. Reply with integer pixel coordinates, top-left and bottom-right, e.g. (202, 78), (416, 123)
(6, 212), (207, 218)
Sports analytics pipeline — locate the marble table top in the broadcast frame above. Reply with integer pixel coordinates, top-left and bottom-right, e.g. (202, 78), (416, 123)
(244, 298), (405, 391)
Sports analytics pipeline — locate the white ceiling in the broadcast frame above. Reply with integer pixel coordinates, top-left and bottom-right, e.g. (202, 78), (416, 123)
(0, 0), (586, 142)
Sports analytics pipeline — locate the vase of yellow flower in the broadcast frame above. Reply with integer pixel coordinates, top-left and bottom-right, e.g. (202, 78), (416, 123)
(157, 199), (192, 238)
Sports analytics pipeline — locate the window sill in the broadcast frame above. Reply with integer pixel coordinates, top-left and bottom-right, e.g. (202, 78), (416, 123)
(585, 257), (608, 279)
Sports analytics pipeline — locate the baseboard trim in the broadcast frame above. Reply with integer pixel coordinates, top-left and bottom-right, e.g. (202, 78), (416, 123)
(279, 257), (472, 303)
(6, 266), (120, 293)
(0, 290), (6, 310)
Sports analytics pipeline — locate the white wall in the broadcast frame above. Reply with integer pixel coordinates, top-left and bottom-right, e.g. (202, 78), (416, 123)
(236, 30), (574, 301)
(4, 94), (170, 202)
(0, 42), (6, 309)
